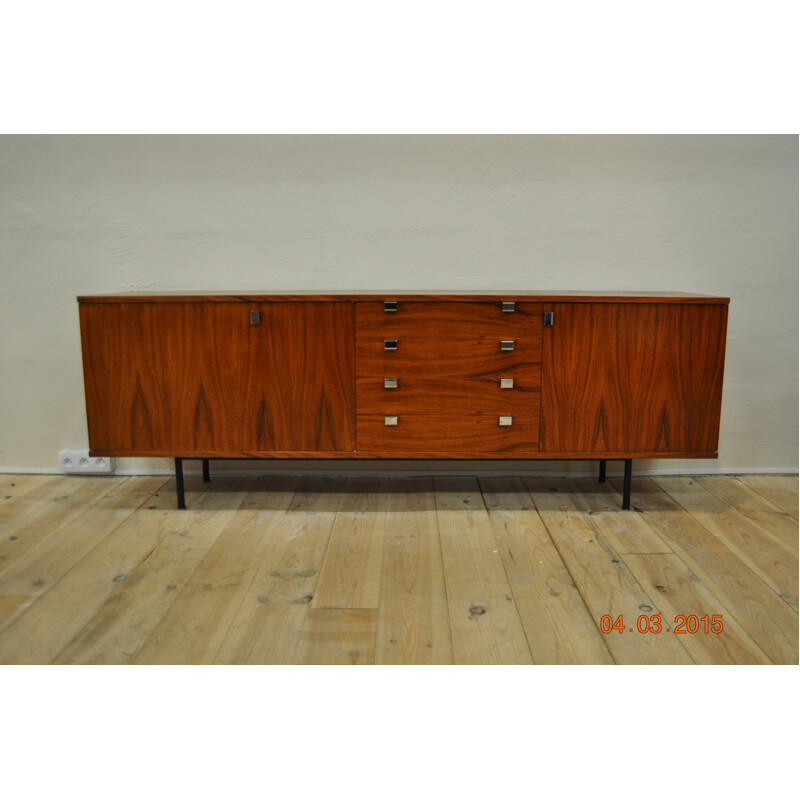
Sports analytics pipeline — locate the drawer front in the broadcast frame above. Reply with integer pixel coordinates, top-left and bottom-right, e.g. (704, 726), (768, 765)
(357, 415), (540, 456)
(356, 301), (544, 340)
(356, 338), (542, 378)
(357, 377), (541, 415)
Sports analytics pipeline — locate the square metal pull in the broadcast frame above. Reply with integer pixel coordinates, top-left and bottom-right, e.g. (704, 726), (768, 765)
(384, 301), (398, 312)
(384, 377), (398, 389)
(501, 301), (516, 313)
(250, 310), (261, 325)
(384, 339), (398, 350)
(500, 378), (514, 389)
(384, 415), (398, 426)
(500, 340), (515, 351)
(499, 416), (513, 427)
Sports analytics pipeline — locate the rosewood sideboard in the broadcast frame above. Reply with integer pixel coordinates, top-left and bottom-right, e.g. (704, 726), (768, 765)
(77, 292), (729, 509)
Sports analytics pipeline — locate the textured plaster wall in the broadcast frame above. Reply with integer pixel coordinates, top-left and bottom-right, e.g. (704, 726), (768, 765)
(0, 135), (796, 474)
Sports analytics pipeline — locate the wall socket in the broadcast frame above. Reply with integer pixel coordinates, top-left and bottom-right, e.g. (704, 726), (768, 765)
(58, 449), (115, 474)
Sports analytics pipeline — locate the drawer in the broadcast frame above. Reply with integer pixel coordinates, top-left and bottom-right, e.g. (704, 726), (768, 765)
(357, 377), (541, 415)
(356, 338), (542, 378)
(357, 415), (540, 456)
(356, 301), (543, 340)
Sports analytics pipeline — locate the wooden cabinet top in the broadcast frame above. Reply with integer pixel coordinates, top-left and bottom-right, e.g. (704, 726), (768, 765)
(78, 291), (730, 304)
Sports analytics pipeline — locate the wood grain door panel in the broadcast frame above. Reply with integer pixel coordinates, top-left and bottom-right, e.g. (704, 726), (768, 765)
(246, 302), (355, 452)
(80, 301), (355, 454)
(540, 303), (728, 454)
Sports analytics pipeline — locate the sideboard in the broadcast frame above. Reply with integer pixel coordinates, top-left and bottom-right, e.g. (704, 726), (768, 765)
(77, 292), (729, 509)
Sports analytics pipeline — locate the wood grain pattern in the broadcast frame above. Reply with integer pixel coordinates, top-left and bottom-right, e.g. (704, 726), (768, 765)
(356, 301), (543, 339)
(79, 294), (728, 464)
(621, 553), (772, 664)
(540, 303), (728, 454)
(524, 477), (695, 664)
(51, 481), (239, 664)
(356, 415), (540, 456)
(434, 477), (533, 664)
(0, 477), (166, 597)
(375, 478), (453, 665)
(653, 476), (798, 609)
(694, 475), (799, 550)
(311, 478), (388, 609)
(80, 301), (355, 454)
(292, 609), (378, 665)
(0, 473), (793, 665)
(479, 477), (614, 664)
(357, 376), (540, 415)
(212, 478), (343, 665)
(737, 474), (798, 519)
(564, 477), (674, 554)
(610, 476), (798, 664)
(356, 337), (541, 379)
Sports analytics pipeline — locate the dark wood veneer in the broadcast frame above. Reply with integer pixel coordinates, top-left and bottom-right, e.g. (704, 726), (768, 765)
(357, 377), (540, 415)
(356, 415), (540, 455)
(540, 303), (728, 454)
(80, 301), (355, 455)
(78, 292), (728, 508)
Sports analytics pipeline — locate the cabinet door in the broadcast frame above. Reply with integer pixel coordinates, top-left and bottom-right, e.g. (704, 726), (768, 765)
(539, 303), (727, 455)
(246, 302), (355, 453)
(80, 301), (355, 454)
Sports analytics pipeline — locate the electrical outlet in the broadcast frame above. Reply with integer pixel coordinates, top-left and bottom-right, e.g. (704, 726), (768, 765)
(58, 449), (115, 474)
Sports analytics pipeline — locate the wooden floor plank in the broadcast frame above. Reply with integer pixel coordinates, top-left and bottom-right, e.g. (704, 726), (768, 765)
(0, 477), (168, 598)
(434, 477), (532, 665)
(654, 476), (798, 610)
(621, 554), (772, 664)
(212, 478), (344, 665)
(0, 478), (195, 664)
(524, 477), (694, 665)
(0, 477), (132, 579)
(609, 477), (798, 665)
(0, 473), (796, 665)
(566, 477), (674, 554)
(479, 476), (613, 665)
(0, 474), (62, 504)
(312, 478), (388, 609)
(56, 477), (281, 665)
(375, 478), (453, 665)
(127, 476), (302, 665)
(737, 474), (799, 519)
(292, 609), (377, 665)
(0, 596), (34, 634)
(694, 475), (798, 552)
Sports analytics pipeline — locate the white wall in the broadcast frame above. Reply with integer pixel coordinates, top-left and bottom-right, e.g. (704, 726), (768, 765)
(0, 135), (796, 475)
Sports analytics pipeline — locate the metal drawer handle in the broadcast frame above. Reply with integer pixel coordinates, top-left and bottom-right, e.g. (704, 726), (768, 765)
(499, 416), (513, 427)
(384, 377), (398, 389)
(385, 415), (398, 426)
(500, 378), (514, 389)
(384, 301), (398, 312)
(500, 340), (515, 351)
(384, 339), (398, 350)
(502, 301), (516, 313)
(250, 310), (261, 325)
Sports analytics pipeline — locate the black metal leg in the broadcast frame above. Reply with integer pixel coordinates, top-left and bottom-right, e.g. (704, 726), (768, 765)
(598, 459), (606, 483)
(202, 458), (210, 483)
(622, 459), (632, 510)
(175, 458), (186, 510)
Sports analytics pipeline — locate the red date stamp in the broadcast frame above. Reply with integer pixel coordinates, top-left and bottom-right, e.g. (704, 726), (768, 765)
(600, 614), (723, 634)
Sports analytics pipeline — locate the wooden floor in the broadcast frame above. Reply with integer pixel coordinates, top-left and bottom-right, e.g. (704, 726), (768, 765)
(0, 471), (796, 664)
